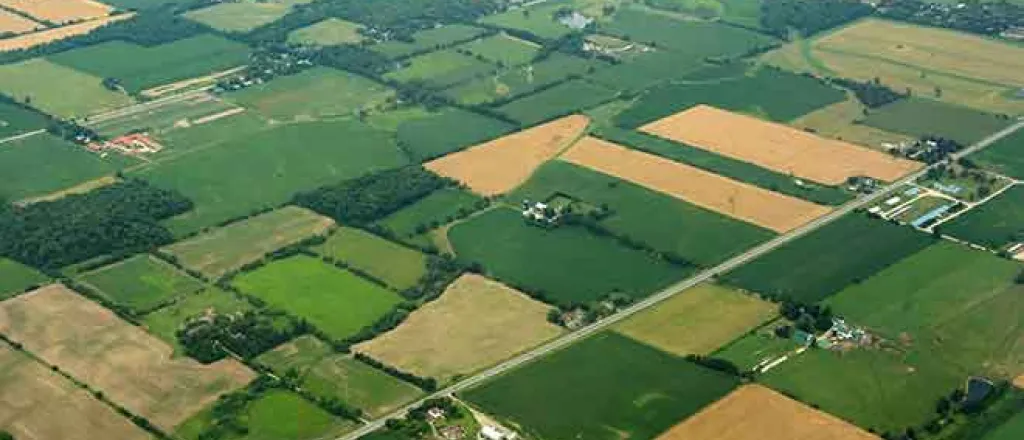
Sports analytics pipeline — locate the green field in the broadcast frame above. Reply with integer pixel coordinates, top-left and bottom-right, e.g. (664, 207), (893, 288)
(587, 49), (712, 92)
(227, 67), (393, 122)
(646, 0), (762, 28)
(78, 254), (205, 312)
(970, 129), (1024, 180)
(154, 110), (271, 156)
(984, 410), (1024, 440)
(140, 287), (254, 352)
(102, 0), (190, 8)
(287, 18), (365, 46)
(0, 258), (47, 300)
(942, 185), (1024, 249)
(615, 67), (846, 128)
(595, 127), (852, 206)
(177, 389), (356, 440)
(496, 79), (617, 125)
(722, 213), (935, 303)
(137, 120), (407, 235)
(862, 98), (1012, 146)
(395, 108), (515, 161)
(87, 94), (241, 138)
(462, 331), (738, 440)
(478, 0), (577, 40)
(312, 227), (427, 291)
(512, 161), (775, 267)
(457, 33), (540, 67)
(0, 100), (47, 138)
(48, 35), (251, 93)
(713, 321), (801, 371)
(256, 336), (421, 417)
(0, 133), (122, 201)
(0, 58), (134, 118)
(385, 49), (496, 88)
(376, 188), (483, 239)
(370, 24), (487, 59)
(184, 0), (310, 33)
(233, 255), (402, 341)
(448, 207), (688, 305)
(442, 53), (603, 106)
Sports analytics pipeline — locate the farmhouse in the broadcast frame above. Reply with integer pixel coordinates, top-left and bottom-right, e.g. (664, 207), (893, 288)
(521, 200), (563, 225)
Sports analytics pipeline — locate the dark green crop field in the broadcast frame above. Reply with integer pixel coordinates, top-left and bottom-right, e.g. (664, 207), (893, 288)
(496, 80), (617, 126)
(0, 258), (47, 300)
(0, 101), (47, 138)
(942, 185), (1024, 249)
(396, 108), (516, 161)
(78, 254), (205, 312)
(376, 188), (483, 239)
(972, 129), (1024, 180)
(371, 24), (487, 59)
(462, 331), (738, 440)
(443, 53), (603, 106)
(0, 133), (124, 202)
(863, 98), (1012, 146)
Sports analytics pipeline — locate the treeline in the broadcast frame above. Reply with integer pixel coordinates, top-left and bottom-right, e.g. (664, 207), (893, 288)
(879, 0), (1024, 37)
(760, 0), (874, 38)
(310, 44), (392, 77)
(354, 352), (437, 391)
(177, 310), (305, 363)
(831, 77), (907, 108)
(294, 166), (454, 226)
(0, 179), (192, 270)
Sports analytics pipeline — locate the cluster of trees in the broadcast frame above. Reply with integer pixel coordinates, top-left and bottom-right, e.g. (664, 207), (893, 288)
(910, 137), (964, 164)
(547, 292), (634, 328)
(777, 301), (835, 335)
(294, 166), (454, 226)
(47, 118), (102, 144)
(0, 431), (13, 440)
(878, 0), (1024, 37)
(381, 397), (461, 438)
(684, 355), (744, 377)
(0, 179), (192, 270)
(177, 310), (305, 363)
(310, 44), (393, 78)
(760, 0), (874, 38)
(354, 352), (437, 391)
(832, 77), (907, 109)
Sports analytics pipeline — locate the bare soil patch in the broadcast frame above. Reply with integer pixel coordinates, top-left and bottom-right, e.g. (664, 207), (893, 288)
(0, 284), (255, 432)
(0, 13), (132, 52)
(561, 136), (832, 233)
(0, 342), (151, 440)
(1015, 374), (1024, 389)
(0, 9), (40, 33)
(657, 384), (879, 440)
(354, 274), (563, 383)
(0, 0), (111, 23)
(640, 105), (922, 185)
(425, 114), (589, 196)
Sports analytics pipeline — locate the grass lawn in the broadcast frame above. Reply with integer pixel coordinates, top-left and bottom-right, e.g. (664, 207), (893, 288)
(0, 58), (134, 118)
(0, 258), (47, 300)
(233, 255), (402, 341)
(226, 67), (393, 122)
(722, 213), (935, 303)
(177, 389), (357, 440)
(457, 33), (539, 67)
(448, 207), (688, 305)
(161, 206), (335, 279)
(496, 79), (617, 126)
(442, 53), (602, 106)
(140, 287), (254, 353)
(614, 283), (776, 356)
(943, 185), (1024, 249)
(385, 49), (496, 88)
(370, 24), (486, 59)
(78, 254), (205, 312)
(312, 227), (428, 291)
(184, 0), (309, 33)
(461, 331), (738, 440)
(0, 100), (47, 138)
(136, 120), (407, 235)
(287, 18), (365, 46)
(972, 129), (1024, 180)
(512, 161), (775, 267)
(257, 336), (422, 417)
(0, 133), (121, 201)
(395, 107), (516, 161)
(376, 188), (484, 239)
(862, 98), (1012, 146)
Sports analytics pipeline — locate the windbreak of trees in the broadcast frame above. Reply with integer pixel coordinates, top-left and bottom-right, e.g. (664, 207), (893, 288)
(177, 310), (305, 364)
(831, 78), (908, 108)
(293, 166), (454, 226)
(310, 44), (393, 77)
(760, 0), (874, 38)
(879, 0), (1024, 37)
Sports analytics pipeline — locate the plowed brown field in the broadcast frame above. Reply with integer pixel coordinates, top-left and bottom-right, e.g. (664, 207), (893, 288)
(0, 284), (255, 432)
(561, 136), (832, 233)
(657, 385), (879, 440)
(0, 0), (111, 23)
(425, 114), (589, 196)
(0, 13), (132, 52)
(640, 105), (922, 185)
(0, 9), (40, 33)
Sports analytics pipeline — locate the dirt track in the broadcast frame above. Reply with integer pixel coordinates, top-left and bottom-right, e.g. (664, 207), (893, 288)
(640, 105), (922, 185)
(657, 385), (879, 440)
(425, 114), (589, 196)
(561, 136), (832, 233)
(0, 0), (111, 23)
(0, 13), (132, 52)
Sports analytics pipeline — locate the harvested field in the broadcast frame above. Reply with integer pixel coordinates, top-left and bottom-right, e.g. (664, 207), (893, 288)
(561, 136), (831, 233)
(657, 384), (878, 440)
(0, 0), (112, 23)
(640, 105), (922, 185)
(425, 114), (589, 196)
(0, 284), (255, 431)
(0, 9), (40, 33)
(0, 342), (151, 440)
(355, 274), (563, 383)
(1017, 375), (1024, 389)
(0, 13), (132, 52)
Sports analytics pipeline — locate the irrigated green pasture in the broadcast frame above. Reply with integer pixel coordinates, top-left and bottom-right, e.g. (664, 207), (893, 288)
(395, 108), (515, 161)
(233, 255), (402, 341)
(862, 98), (1011, 146)
(496, 79), (616, 125)
(184, 0), (310, 33)
(78, 254), (205, 312)
(448, 207), (687, 304)
(0, 133), (120, 201)
(177, 389), (356, 440)
(0, 258), (47, 300)
(0, 100), (47, 138)
(512, 161), (775, 267)
(287, 18), (365, 46)
(370, 24), (486, 59)
(462, 332), (738, 440)
(943, 185), (1024, 249)
(385, 49), (495, 88)
(140, 288), (253, 352)
(0, 58), (134, 118)
(442, 53), (602, 106)
(312, 227), (427, 291)
(377, 188), (483, 240)
(48, 35), (251, 93)
(969, 130), (1024, 180)
(257, 336), (421, 417)
(137, 120), (406, 235)
(457, 33), (539, 67)
(722, 213), (935, 303)
(227, 67), (394, 122)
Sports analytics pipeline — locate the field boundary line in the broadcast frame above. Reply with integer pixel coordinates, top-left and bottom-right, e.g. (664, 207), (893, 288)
(0, 128), (45, 145)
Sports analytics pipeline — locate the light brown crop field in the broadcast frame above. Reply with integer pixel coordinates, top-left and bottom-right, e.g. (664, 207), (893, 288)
(0, 13), (132, 52)
(0, 342), (151, 440)
(560, 136), (832, 233)
(354, 274), (563, 383)
(1016, 374), (1024, 389)
(0, 0), (112, 24)
(640, 105), (922, 186)
(425, 114), (589, 196)
(0, 9), (40, 33)
(0, 284), (255, 432)
(656, 384), (879, 440)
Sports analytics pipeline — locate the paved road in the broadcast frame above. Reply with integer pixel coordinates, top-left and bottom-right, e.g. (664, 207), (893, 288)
(336, 119), (1024, 440)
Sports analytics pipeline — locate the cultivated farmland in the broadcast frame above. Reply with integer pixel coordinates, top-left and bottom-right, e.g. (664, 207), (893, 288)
(0, 13), (132, 52)
(561, 136), (832, 233)
(0, 258), (46, 300)
(462, 331), (738, 440)
(0, 342), (151, 440)
(0, 133), (120, 201)
(639, 105), (923, 185)
(862, 98), (1011, 146)
(287, 18), (365, 46)
(385, 49), (495, 88)
(312, 227), (428, 291)
(0, 58), (134, 118)
(448, 208), (686, 304)
(0, 99), (47, 138)
(0, 0), (111, 23)
(232, 255), (402, 341)
(86, 92), (241, 138)
(443, 53), (602, 106)
(657, 384), (878, 440)
(376, 188), (484, 240)
(161, 206), (335, 279)
(495, 80), (616, 126)
(184, 0), (310, 33)
(614, 283), (776, 357)
(177, 389), (357, 440)
(78, 254), (205, 312)
(943, 185), (1024, 249)
(370, 24), (485, 59)
(0, 284), (255, 431)
(227, 67), (394, 122)
(972, 130), (1024, 179)
(425, 114), (589, 196)
(0, 9), (39, 34)
(457, 33), (539, 67)
(599, 7), (775, 59)
(395, 107), (516, 161)
(355, 274), (563, 383)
